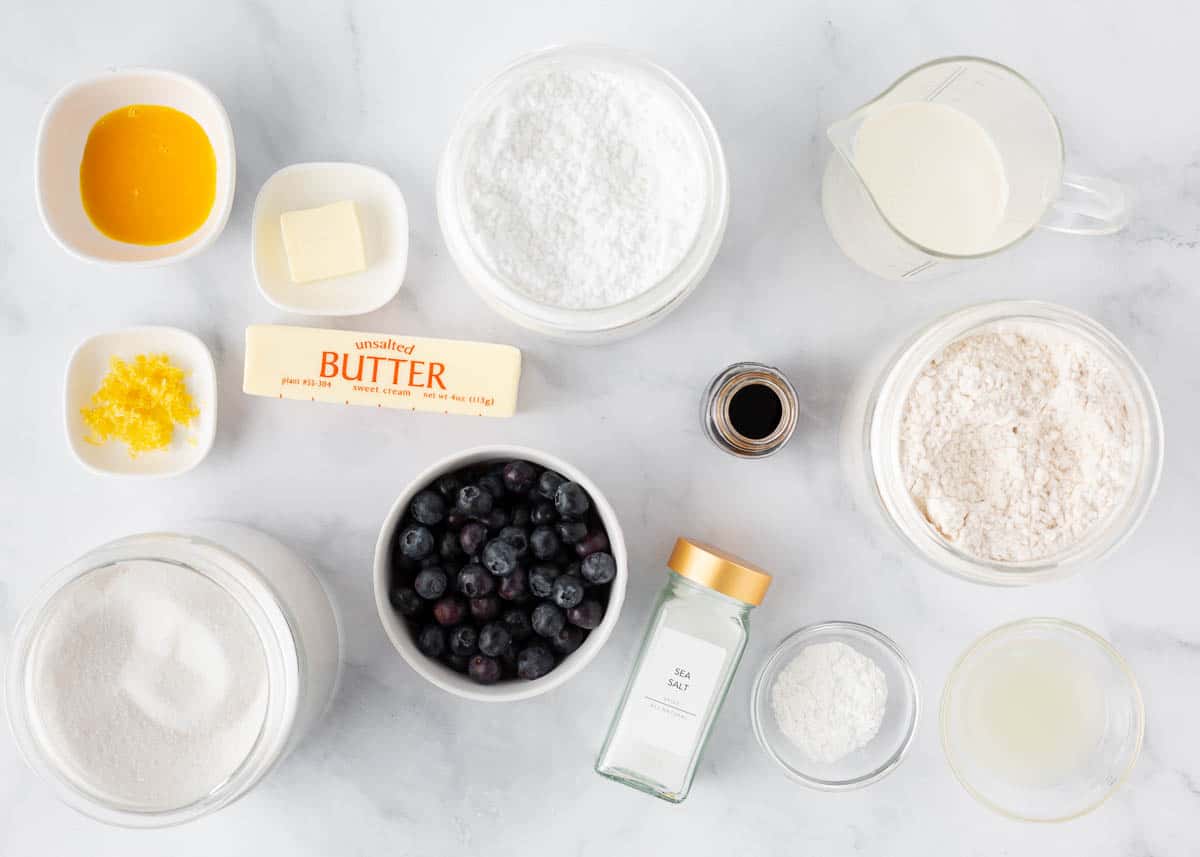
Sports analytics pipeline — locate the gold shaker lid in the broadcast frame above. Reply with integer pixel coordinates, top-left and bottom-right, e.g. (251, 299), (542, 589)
(667, 538), (772, 606)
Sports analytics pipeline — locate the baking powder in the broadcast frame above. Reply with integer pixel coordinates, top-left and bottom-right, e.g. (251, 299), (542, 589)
(463, 66), (706, 309)
(899, 322), (1134, 563)
(770, 641), (888, 763)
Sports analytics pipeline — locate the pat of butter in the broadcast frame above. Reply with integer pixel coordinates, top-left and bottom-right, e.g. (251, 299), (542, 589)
(279, 200), (367, 283)
(243, 325), (521, 418)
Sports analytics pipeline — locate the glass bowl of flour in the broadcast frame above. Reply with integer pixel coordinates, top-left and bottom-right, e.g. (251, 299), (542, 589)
(845, 300), (1164, 586)
(437, 44), (729, 342)
(751, 621), (920, 789)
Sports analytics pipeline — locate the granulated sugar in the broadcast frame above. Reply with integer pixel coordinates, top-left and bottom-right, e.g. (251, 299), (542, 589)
(28, 559), (268, 809)
(899, 322), (1135, 563)
(462, 65), (706, 309)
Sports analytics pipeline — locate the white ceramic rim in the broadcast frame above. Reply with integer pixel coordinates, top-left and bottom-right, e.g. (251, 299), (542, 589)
(436, 43), (730, 341)
(4, 532), (302, 828)
(939, 617), (1145, 823)
(250, 161), (409, 316)
(373, 444), (627, 702)
(63, 325), (218, 478)
(865, 300), (1165, 586)
(34, 66), (236, 267)
(750, 621), (920, 791)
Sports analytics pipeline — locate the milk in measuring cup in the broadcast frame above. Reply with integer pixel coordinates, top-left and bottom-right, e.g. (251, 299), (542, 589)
(852, 102), (1009, 256)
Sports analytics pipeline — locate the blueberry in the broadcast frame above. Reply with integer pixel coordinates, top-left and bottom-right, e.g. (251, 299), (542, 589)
(437, 474), (463, 499)
(448, 624), (478, 657)
(502, 608), (533, 641)
(498, 566), (529, 601)
(556, 520), (588, 544)
(439, 530), (464, 561)
(537, 471), (566, 500)
(444, 652), (470, 674)
(457, 484), (494, 519)
(409, 490), (447, 526)
(499, 639), (520, 676)
(531, 603), (566, 638)
(530, 526), (560, 560)
(554, 482), (590, 518)
(477, 474), (506, 500)
(497, 526), (530, 557)
(432, 596), (467, 626)
(580, 551), (617, 585)
(551, 624), (585, 655)
(478, 622), (512, 658)
(447, 509), (468, 528)
(397, 524), (435, 560)
(466, 596), (497, 623)
(486, 507), (510, 532)
(567, 599), (604, 630)
(458, 521), (489, 556)
(528, 563), (561, 599)
(416, 625), (446, 658)
(388, 586), (424, 618)
(482, 539), (519, 577)
(457, 564), (495, 597)
(414, 567), (448, 600)
(575, 530), (610, 558)
(531, 502), (558, 526)
(502, 460), (537, 493)
(551, 575), (585, 609)
(510, 505), (531, 527)
(468, 655), (502, 685)
(517, 643), (556, 680)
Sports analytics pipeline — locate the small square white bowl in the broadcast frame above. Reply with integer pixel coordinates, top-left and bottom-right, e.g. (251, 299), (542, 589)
(35, 67), (236, 266)
(65, 327), (217, 477)
(252, 162), (409, 316)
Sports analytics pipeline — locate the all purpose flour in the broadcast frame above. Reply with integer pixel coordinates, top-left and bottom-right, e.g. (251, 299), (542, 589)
(899, 322), (1135, 563)
(462, 65), (706, 309)
(28, 559), (268, 809)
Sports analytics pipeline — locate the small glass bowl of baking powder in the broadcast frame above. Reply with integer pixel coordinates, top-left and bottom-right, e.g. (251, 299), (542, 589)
(750, 622), (920, 790)
(437, 43), (730, 343)
(841, 300), (1164, 586)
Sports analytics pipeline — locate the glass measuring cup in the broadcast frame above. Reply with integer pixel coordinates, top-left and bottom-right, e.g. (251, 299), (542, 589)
(821, 57), (1130, 281)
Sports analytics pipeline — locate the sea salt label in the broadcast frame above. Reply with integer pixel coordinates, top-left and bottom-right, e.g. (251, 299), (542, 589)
(620, 628), (727, 757)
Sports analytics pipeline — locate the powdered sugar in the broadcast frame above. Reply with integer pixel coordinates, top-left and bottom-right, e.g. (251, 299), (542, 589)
(462, 66), (706, 309)
(899, 322), (1135, 563)
(770, 641), (888, 763)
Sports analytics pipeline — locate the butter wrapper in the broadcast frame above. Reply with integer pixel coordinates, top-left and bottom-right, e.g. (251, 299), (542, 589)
(243, 325), (521, 418)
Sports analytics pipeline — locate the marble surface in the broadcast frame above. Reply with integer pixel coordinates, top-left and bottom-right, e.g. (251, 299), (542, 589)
(2, 1), (1198, 854)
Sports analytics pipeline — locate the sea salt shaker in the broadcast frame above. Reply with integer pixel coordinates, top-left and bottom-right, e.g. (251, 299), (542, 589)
(595, 538), (771, 803)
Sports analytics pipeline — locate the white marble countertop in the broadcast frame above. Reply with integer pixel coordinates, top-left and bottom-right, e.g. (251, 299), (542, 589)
(2, 1), (1198, 854)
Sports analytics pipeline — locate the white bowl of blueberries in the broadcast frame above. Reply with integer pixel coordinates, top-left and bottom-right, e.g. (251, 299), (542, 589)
(373, 445), (627, 702)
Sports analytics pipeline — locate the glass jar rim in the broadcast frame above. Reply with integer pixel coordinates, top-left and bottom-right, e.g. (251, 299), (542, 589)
(436, 43), (730, 338)
(865, 300), (1164, 585)
(5, 532), (301, 827)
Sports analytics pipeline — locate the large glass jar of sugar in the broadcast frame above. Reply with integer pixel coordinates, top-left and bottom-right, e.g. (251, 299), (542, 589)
(5, 522), (341, 827)
(595, 538), (771, 803)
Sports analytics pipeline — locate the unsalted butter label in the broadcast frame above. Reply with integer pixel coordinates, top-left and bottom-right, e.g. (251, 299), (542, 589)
(243, 325), (521, 417)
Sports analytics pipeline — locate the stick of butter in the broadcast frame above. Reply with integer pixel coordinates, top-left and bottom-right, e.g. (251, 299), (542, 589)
(243, 325), (521, 417)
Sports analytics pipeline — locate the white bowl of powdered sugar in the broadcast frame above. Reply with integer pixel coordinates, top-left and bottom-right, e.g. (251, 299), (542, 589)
(860, 300), (1164, 586)
(437, 44), (729, 342)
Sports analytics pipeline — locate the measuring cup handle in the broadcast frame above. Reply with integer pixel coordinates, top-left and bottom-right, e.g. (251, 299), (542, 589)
(1039, 173), (1132, 236)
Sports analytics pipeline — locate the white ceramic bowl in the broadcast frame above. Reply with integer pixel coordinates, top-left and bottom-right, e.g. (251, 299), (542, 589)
(252, 162), (409, 316)
(437, 43), (729, 343)
(65, 326), (217, 477)
(373, 445), (627, 702)
(35, 67), (236, 266)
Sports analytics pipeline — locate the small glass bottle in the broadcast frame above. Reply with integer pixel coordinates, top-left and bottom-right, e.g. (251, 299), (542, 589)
(595, 538), (771, 803)
(701, 362), (799, 458)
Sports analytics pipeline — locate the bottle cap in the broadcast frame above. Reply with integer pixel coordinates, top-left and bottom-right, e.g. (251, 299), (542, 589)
(667, 538), (772, 606)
